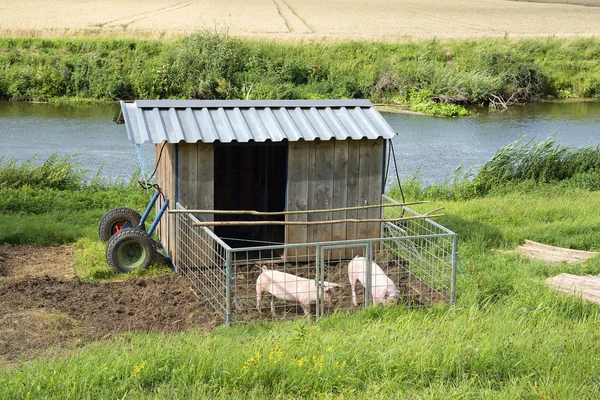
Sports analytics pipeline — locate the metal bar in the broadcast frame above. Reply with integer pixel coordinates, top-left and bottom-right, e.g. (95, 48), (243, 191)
(139, 190), (160, 226)
(192, 214), (444, 227)
(365, 243), (372, 307)
(383, 195), (457, 235)
(176, 203), (232, 250)
(316, 245), (322, 319)
(170, 201), (428, 215)
(148, 199), (169, 236)
(451, 234), (458, 305)
(226, 249), (232, 325)
(227, 233), (455, 253)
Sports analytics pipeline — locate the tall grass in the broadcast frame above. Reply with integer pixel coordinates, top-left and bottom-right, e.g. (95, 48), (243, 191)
(1, 34), (599, 113)
(0, 154), (85, 190)
(0, 155), (148, 245)
(396, 137), (600, 201)
(475, 137), (600, 193)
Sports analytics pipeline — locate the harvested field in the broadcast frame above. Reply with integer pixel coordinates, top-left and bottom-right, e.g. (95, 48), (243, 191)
(0, 245), (219, 366)
(511, 0), (600, 6)
(2, 0), (600, 41)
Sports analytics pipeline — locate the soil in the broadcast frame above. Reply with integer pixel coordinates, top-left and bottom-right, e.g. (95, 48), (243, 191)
(1, 0), (600, 41)
(0, 245), (220, 366)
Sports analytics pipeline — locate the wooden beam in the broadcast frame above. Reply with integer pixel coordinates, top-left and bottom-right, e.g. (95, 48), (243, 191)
(170, 201), (428, 216)
(192, 210), (444, 227)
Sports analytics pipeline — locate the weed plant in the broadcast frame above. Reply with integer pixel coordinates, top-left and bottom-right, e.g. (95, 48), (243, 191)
(1, 34), (599, 115)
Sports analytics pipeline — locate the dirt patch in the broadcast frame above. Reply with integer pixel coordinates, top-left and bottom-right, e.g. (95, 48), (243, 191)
(0, 246), (219, 366)
(0, 245), (75, 280)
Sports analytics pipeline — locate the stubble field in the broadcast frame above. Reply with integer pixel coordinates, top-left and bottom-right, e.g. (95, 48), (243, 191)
(2, 0), (600, 41)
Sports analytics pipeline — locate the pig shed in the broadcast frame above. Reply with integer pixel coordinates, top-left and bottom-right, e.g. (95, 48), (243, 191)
(117, 99), (457, 323)
(119, 99), (396, 259)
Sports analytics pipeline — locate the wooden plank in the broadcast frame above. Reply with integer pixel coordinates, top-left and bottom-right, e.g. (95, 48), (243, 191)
(285, 140), (309, 259)
(197, 143), (214, 268)
(546, 273), (600, 305)
(156, 142), (168, 250)
(177, 142), (191, 208)
(345, 139), (361, 258)
(164, 143), (176, 260)
(314, 139), (335, 244)
(154, 143), (163, 241)
(367, 138), (384, 242)
(356, 138), (371, 241)
(198, 143), (214, 217)
(331, 139), (348, 259)
(306, 141), (317, 245)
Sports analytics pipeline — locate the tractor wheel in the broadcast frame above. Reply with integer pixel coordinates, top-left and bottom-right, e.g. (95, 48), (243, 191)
(105, 229), (156, 273)
(98, 207), (145, 242)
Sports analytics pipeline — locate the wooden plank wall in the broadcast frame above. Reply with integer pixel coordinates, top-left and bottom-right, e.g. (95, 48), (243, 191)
(176, 142), (216, 267)
(285, 138), (384, 260)
(155, 142), (177, 262)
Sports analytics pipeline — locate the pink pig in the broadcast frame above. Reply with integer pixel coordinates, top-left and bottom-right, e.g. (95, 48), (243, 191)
(256, 267), (340, 316)
(348, 256), (398, 306)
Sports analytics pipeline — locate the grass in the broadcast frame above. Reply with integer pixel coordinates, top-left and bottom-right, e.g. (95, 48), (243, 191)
(2, 149), (600, 397)
(1, 34), (600, 116)
(2, 185), (600, 397)
(73, 237), (172, 282)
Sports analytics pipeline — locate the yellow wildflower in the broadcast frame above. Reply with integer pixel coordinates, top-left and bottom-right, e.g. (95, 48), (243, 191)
(297, 356), (308, 367)
(312, 355), (325, 372)
(129, 360), (147, 379)
(269, 345), (283, 363)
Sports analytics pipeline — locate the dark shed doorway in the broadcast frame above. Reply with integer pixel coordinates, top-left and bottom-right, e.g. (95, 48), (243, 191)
(214, 141), (288, 247)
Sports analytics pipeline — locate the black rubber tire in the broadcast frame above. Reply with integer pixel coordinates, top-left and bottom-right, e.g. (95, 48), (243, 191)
(105, 229), (156, 273)
(98, 207), (145, 242)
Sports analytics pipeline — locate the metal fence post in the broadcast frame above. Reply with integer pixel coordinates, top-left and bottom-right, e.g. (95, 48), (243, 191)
(316, 244), (322, 319)
(226, 248), (232, 325)
(365, 242), (372, 307)
(451, 234), (458, 305)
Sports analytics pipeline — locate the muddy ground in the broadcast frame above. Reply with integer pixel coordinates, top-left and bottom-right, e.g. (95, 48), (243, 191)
(0, 245), (219, 366)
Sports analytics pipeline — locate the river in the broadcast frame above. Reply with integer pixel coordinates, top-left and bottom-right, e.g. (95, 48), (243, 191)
(1, 101), (599, 186)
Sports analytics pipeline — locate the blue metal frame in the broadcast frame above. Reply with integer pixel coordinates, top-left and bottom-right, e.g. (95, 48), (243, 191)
(148, 199), (169, 236)
(139, 190), (160, 227)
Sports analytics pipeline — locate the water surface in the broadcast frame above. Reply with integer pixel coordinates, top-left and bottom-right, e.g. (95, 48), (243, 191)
(1, 101), (600, 185)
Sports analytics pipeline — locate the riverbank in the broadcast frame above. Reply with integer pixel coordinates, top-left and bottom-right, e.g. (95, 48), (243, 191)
(1, 34), (599, 116)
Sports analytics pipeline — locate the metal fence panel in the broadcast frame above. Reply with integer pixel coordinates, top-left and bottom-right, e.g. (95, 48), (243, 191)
(175, 203), (230, 314)
(173, 198), (457, 325)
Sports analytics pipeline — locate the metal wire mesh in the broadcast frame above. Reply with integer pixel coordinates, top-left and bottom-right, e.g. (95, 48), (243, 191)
(175, 203), (229, 314)
(174, 198), (457, 325)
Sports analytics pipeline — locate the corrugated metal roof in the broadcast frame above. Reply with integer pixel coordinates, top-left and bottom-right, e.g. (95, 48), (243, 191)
(118, 100), (396, 144)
